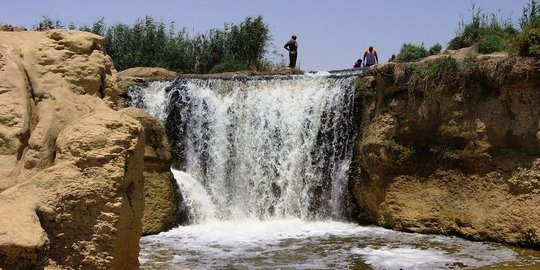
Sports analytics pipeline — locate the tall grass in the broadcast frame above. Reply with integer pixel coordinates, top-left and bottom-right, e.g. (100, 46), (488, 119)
(447, 5), (517, 53)
(514, 0), (540, 56)
(34, 15), (272, 73)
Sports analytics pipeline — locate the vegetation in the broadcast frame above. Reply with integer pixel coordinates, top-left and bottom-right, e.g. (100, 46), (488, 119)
(34, 15), (273, 73)
(354, 77), (374, 106)
(444, 1), (540, 56)
(396, 43), (428, 62)
(426, 56), (458, 80)
(382, 139), (414, 162)
(447, 5), (517, 52)
(477, 34), (506, 53)
(396, 43), (443, 62)
(514, 0), (540, 56)
(429, 43), (443, 55)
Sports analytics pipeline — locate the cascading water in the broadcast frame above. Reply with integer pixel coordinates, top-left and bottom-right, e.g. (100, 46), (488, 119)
(166, 74), (356, 222)
(132, 74), (540, 269)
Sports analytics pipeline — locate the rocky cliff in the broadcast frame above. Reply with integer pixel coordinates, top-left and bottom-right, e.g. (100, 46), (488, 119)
(0, 30), (144, 269)
(353, 54), (540, 248)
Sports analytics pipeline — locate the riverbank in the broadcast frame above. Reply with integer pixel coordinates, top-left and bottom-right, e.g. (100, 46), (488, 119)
(353, 52), (540, 249)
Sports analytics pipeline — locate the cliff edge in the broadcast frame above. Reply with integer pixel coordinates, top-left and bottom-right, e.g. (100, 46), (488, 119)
(354, 54), (540, 248)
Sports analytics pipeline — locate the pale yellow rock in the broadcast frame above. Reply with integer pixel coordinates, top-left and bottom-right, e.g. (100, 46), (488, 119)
(0, 30), (144, 269)
(118, 67), (177, 80)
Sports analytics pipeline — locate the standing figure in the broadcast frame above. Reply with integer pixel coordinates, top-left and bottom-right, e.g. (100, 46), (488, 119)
(363, 46), (379, 67)
(284, 35), (298, 68)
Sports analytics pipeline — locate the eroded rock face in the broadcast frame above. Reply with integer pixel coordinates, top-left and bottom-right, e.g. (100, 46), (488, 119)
(354, 56), (540, 248)
(120, 107), (181, 235)
(0, 30), (144, 269)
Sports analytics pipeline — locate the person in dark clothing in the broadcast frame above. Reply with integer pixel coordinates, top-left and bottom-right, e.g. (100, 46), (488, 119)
(284, 35), (298, 68)
(353, 59), (363, 68)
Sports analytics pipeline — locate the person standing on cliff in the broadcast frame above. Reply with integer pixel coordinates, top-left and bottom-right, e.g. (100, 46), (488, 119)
(363, 46), (379, 67)
(284, 35), (298, 69)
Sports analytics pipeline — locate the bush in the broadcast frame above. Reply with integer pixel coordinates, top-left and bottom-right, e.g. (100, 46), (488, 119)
(513, 27), (540, 56)
(30, 15), (272, 74)
(513, 0), (540, 56)
(448, 5), (517, 51)
(426, 56), (458, 80)
(396, 43), (428, 62)
(519, 0), (540, 29)
(477, 34), (507, 53)
(429, 43), (443, 55)
(208, 60), (249, 73)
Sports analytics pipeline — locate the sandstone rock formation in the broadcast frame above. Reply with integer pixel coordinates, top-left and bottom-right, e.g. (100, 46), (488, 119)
(354, 55), (540, 248)
(120, 108), (181, 235)
(0, 30), (144, 269)
(118, 67), (178, 81)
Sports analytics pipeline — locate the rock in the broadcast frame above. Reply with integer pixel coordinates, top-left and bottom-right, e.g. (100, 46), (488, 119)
(0, 111), (144, 269)
(120, 108), (181, 235)
(354, 56), (540, 248)
(117, 67), (178, 106)
(0, 30), (122, 193)
(0, 30), (144, 269)
(118, 67), (178, 80)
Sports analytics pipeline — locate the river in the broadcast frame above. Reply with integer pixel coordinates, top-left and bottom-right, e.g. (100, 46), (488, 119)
(131, 75), (540, 269)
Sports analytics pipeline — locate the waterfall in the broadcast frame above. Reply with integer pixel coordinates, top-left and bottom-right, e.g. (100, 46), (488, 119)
(130, 74), (358, 223)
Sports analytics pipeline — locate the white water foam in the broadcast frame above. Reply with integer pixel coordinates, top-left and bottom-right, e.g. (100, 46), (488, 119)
(127, 80), (173, 122)
(164, 75), (357, 221)
(140, 219), (518, 269)
(353, 246), (455, 270)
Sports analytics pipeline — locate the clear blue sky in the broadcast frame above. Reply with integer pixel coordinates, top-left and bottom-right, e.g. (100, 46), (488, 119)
(1, 0), (531, 71)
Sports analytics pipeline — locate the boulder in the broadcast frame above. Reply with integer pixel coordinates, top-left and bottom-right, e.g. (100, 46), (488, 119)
(0, 30), (144, 268)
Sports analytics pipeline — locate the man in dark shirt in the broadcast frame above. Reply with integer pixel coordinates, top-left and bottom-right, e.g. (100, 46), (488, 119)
(284, 35), (298, 68)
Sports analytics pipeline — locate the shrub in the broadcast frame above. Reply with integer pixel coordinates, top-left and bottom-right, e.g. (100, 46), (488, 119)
(513, 0), (540, 56)
(355, 77), (374, 106)
(429, 43), (443, 55)
(208, 59), (249, 73)
(448, 5), (517, 51)
(477, 34), (507, 53)
(34, 16), (63, 30)
(519, 0), (540, 29)
(31, 15), (273, 74)
(426, 56), (458, 80)
(382, 140), (414, 162)
(461, 55), (478, 69)
(396, 43), (428, 62)
(513, 27), (540, 56)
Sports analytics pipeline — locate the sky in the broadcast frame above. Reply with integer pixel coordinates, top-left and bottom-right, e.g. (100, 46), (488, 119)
(1, 0), (532, 71)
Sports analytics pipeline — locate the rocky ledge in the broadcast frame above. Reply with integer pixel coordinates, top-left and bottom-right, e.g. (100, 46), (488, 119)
(353, 54), (540, 248)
